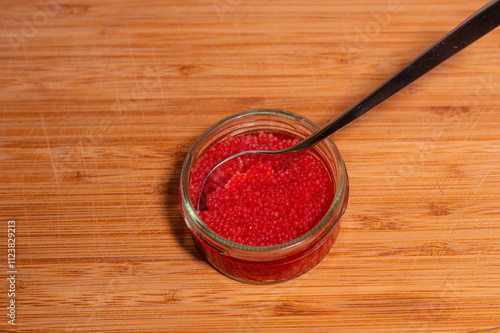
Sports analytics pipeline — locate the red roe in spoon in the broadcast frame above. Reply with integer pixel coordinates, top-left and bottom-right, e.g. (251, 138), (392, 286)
(189, 131), (334, 246)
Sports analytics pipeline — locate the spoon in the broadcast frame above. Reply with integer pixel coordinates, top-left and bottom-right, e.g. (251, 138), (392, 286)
(197, 0), (500, 210)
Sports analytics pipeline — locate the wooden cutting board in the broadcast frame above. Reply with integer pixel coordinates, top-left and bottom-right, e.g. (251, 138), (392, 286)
(1, 0), (499, 332)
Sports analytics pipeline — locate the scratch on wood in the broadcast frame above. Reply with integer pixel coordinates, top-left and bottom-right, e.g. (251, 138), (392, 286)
(164, 289), (180, 304)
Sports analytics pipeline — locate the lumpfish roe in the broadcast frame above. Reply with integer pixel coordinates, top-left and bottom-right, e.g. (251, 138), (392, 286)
(189, 131), (334, 246)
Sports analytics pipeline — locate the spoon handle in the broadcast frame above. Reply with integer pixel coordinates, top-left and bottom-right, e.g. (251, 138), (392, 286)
(296, 0), (500, 150)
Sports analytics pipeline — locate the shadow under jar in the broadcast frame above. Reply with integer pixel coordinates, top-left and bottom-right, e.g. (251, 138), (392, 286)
(179, 109), (349, 284)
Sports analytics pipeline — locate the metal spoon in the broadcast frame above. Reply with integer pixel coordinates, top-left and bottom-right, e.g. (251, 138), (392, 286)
(197, 0), (500, 210)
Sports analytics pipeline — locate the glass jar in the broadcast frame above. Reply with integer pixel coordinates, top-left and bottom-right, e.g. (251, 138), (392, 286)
(179, 109), (349, 284)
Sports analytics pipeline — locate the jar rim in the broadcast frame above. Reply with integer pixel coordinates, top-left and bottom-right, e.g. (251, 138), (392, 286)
(180, 108), (348, 253)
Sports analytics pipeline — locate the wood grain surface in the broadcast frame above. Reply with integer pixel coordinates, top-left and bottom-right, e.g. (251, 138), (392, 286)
(1, 0), (500, 332)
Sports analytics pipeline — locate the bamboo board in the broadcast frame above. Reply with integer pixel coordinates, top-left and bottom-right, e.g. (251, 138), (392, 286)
(1, 0), (500, 332)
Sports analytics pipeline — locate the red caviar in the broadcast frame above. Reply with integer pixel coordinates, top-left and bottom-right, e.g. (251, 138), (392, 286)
(189, 132), (334, 246)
